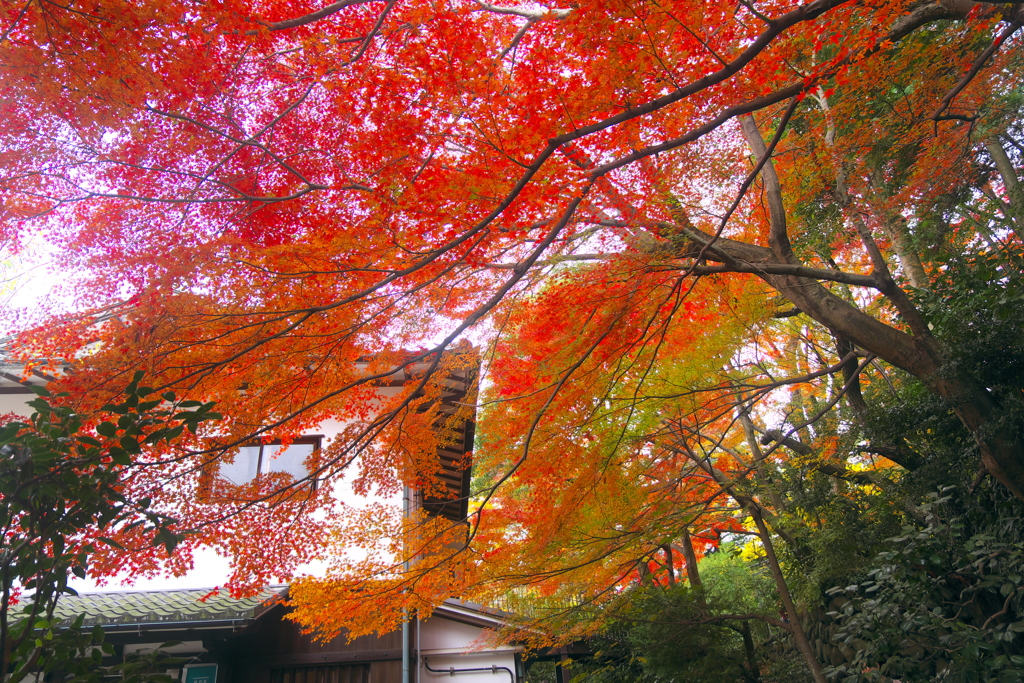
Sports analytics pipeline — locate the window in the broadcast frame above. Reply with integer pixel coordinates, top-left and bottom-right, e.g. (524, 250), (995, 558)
(218, 436), (321, 486)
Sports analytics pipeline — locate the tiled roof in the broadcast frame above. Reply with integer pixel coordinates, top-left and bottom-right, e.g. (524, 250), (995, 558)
(53, 587), (286, 627)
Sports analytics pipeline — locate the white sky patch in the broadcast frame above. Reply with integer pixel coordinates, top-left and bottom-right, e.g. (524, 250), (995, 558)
(0, 237), (79, 335)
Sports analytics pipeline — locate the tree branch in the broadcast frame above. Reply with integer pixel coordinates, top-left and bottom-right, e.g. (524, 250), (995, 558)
(686, 263), (877, 288)
(263, 0), (384, 30)
(473, 0), (571, 20)
(931, 19), (1023, 122)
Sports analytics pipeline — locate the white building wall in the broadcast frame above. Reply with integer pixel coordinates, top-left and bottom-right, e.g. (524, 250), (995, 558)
(419, 611), (520, 683)
(0, 382), (408, 590)
(0, 390), (34, 416)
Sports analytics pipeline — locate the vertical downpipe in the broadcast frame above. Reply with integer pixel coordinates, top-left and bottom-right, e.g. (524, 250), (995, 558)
(415, 609), (421, 683)
(402, 486), (412, 683)
(402, 621), (410, 683)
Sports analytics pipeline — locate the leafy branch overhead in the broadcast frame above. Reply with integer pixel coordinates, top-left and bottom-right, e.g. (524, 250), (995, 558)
(1, 0), (1024, 676)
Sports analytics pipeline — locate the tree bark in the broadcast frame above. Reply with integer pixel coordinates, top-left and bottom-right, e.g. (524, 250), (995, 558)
(680, 529), (707, 611)
(986, 135), (1023, 231)
(740, 620), (762, 683)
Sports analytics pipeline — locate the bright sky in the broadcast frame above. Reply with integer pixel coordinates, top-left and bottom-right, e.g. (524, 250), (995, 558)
(1, 238), (71, 336)
(70, 550), (236, 593)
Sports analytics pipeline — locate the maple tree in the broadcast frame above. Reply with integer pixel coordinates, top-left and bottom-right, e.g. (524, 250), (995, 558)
(2, 0), (1024, 676)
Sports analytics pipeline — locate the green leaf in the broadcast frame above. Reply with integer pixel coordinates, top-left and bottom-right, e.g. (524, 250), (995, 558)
(97, 537), (126, 550)
(32, 448), (61, 462)
(125, 370), (145, 393)
(0, 422), (23, 443)
(119, 436), (141, 454)
(109, 448), (131, 466)
(95, 422), (117, 438)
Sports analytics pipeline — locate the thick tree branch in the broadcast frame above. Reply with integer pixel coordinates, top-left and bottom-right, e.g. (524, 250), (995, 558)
(860, 444), (925, 471)
(739, 115), (795, 262)
(263, 0), (383, 30)
(686, 263), (877, 287)
(738, 408), (788, 513)
(473, 0), (571, 20)
(986, 135), (1024, 228)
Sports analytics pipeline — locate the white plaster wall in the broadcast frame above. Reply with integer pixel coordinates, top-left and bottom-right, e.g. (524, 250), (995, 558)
(50, 385), (409, 590)
(0, 391), (34, 417)
(421, 616), (495, 652)
(419, 615), (519, 683)
(420, 651), (518, 683)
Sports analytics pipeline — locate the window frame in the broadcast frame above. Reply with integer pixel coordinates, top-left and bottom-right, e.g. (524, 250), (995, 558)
(214, 435), (323, 490)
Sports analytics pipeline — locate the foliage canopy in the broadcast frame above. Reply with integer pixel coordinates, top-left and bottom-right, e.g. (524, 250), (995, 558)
(2, 0), (1024, 677)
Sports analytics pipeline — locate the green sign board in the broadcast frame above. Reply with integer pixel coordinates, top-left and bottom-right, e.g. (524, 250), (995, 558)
(183, 664), (218, 683)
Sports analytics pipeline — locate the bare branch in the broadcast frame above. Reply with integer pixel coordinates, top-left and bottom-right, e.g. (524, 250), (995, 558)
(496, 17), (538, 61)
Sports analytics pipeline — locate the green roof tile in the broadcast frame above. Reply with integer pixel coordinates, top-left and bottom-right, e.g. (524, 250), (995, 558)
(53, 587), (286, 628)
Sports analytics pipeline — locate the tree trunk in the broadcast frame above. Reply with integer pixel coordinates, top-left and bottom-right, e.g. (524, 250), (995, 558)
(678, 445), (828, 683)
(740, 620), (762, 683)
(680, 530), (707, 611)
